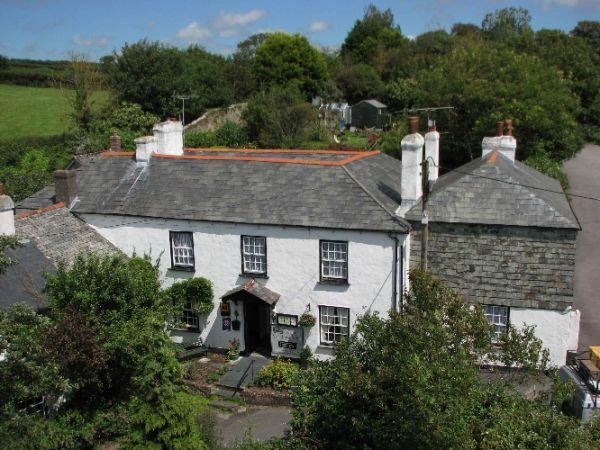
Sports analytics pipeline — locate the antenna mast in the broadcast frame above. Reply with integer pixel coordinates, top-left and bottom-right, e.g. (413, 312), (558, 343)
(174, 94), (198, 134)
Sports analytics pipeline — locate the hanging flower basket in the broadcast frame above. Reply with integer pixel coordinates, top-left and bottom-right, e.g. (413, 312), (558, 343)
(299, 312), (316, 328)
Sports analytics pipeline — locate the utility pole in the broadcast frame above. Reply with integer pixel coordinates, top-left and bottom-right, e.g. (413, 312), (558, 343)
(421, 157), (429, 271)
(408, 107), (453, 271)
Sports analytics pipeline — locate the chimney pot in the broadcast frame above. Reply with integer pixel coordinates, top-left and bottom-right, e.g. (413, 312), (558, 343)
(398, 124), (425, 215)
(54, 170), (77, 207)
(109, 133), (122, 152)
(496, 120), (504, 137)
(409, 116), (420, 134)
(505, 119), (514, 137)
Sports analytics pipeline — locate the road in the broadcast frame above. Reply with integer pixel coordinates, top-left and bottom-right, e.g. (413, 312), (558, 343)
(563, 144), (600, 349)
(215, 406), (291, 447)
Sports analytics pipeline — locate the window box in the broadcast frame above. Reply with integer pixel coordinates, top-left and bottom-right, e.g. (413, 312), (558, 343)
(320, 240), (348, 283)
(169, 231), (195, 271)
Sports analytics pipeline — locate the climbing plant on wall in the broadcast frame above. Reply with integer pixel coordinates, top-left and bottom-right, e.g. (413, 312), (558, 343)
(165, 277), (214, 315)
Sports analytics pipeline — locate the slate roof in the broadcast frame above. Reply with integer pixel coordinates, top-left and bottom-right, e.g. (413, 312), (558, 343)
(356, 99), (387, 109)
(61, 150), (409, 233)
(16, 206), (121, 267)
(0, 241), (55, 311)
(0, 206), (122, 310)
(405, 151), (579, 230)
(222, 279), (281, 305)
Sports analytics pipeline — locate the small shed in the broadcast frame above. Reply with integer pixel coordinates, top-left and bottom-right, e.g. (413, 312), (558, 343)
(351, 99), (387, 129)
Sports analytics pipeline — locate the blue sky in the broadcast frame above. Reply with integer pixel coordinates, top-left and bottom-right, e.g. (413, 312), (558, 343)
(0, 0), (598, 60)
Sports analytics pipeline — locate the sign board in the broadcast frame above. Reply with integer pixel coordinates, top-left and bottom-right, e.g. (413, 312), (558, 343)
(271, 325), (302, 358)
(222, 318), (231, 331)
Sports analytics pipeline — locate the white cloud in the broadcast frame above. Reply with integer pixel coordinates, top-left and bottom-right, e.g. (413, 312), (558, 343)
(308, 20), (329, 33)
(73, 34), (108, 48)
(542, 0), (600, 7)
(177, 22), (212, 44)
(213, 9), (266, 29)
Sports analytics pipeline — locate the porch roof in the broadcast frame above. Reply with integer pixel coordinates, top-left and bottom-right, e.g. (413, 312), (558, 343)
(221, 279), (280, 305)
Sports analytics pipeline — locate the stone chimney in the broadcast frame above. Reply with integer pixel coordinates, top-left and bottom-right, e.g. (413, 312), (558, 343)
(0, 184), (15, 236)
(399, 116), (424, 214)
(482, 119), (517, 162)
(424, 122), (440, 183)
(54, 170), (77, 207)
(153, 119), (183, 155)
(135, 136), (157, 163)
(109, 132), (122, 152)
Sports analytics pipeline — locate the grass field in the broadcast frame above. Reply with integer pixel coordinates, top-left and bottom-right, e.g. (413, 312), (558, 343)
(0, 84), (110, 140)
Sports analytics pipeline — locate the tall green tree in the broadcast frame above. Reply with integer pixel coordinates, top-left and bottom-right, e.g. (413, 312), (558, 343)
(482, 7), (533, 44)
(253, 32), (328, 99)
(336, 63), (384, 105)
(415, 42), (583, 167)
(341, 4), (405, 67)
(571, 20), (600, 53)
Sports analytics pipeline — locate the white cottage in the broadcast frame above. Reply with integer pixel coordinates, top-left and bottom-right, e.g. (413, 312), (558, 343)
(14, 118), (580, 366)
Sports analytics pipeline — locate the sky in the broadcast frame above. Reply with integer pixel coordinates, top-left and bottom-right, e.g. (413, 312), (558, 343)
(0, 0), (599, 61)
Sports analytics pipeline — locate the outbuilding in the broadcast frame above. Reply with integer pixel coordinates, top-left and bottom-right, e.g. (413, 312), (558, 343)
(350, 99), (387, 129)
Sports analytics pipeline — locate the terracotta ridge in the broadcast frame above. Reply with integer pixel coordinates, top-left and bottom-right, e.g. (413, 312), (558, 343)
(153, 151), (380, 166)
(16, 202), (66, 220)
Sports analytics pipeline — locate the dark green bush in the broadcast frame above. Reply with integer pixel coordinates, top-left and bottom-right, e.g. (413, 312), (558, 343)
(254, 359), (299, 390)
(215, 120), (249, 148)
(184, 131), (217, 148)
(164, 277), (214, 315)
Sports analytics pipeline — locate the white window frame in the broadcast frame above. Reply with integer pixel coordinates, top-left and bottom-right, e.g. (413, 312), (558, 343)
(241, 235), (267, 275)
(320, 240), (348, 282)
(170, 231), (195, 269)
(319, 305), (350, 345)
(484, 305), (509, 343)
(180, 302), (200, 330)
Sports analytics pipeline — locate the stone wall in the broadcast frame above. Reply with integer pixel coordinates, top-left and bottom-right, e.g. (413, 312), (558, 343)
(410, 222), (577, 310)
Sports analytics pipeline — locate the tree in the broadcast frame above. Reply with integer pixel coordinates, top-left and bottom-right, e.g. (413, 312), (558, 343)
(104, 40), (232, 119)
(482, 7), (533, 43)
(571, 21), (600, 53)
(0, 305), (67, 417)
(228, 33), (270, 100)
(341, 4), (405, 67)
(67, 52), (104, 131)
(291, 270), (597, 449)
(451, 23), (481, 38)
(253, 33), (328, 99)
(243, 86), (317, 148)
(336, 64), (384, 105)
(415, 42), (583, 167)
(0, 54), (8, 70)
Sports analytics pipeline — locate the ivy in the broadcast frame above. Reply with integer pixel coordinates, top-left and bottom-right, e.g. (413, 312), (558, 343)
(165, 277), (214, 316)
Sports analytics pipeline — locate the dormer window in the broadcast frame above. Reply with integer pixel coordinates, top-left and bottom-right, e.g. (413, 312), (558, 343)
(241, 236), (267, 276)
(170, 231), (195, 270)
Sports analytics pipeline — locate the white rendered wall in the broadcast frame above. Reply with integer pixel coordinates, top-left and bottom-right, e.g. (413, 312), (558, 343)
(80, 214), (408, 358)
(510, 307), (580, 368)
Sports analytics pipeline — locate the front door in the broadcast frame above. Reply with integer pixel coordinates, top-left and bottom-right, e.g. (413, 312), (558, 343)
(244, 297), (272, 355)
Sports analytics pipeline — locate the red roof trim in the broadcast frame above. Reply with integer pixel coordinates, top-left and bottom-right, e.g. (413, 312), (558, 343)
(16, 202), (66, 220)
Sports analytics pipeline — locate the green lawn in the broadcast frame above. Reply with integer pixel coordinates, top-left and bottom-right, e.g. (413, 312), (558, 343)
(0, 84), (109, 140)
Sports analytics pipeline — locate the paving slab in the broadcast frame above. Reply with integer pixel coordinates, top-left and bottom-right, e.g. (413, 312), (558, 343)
(215, 406), (291, 447)
(218, 353), (271, 391)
